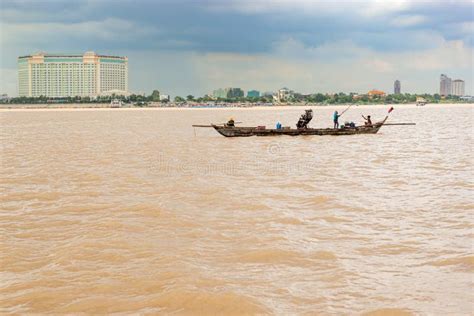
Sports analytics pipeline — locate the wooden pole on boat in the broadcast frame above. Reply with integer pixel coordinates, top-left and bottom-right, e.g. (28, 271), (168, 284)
(192, 124), (215, 128)
(192, 122), (242, 128)
(340, 104), (354, 116)
(381, 123), (416, 126)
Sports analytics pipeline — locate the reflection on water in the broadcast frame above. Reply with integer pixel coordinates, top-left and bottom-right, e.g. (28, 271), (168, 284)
(0, 104), (473, 314)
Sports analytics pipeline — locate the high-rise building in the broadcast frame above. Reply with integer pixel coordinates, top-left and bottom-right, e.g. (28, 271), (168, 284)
(440, 74), (452, 96)
(212, 88), (226, 99)
(394, 80), (401, 94)
(228, 88), (244, 98)
(247, 90), (260, 98)
(451, 79), (465, 96)
(18, 51), (128, 97)
(212, 87), (244, 99)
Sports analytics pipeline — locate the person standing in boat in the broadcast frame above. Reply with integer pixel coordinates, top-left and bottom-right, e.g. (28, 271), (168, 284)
(333, 105), (353, 129)
(362, 115), (372, 126)
(333, 111), (341, 129)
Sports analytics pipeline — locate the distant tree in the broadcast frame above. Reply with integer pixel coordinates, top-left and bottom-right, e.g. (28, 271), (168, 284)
(313, 93), (326, 103)
(186, 95), (194, 101)
(174, 96), (185, 102)
(151, 90), (160, 102)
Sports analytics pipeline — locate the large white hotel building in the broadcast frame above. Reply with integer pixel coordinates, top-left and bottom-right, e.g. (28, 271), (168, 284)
(18, 51), (128, 97)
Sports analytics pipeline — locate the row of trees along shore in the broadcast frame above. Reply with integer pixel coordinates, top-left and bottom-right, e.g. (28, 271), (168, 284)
(2, 92), (469, 105)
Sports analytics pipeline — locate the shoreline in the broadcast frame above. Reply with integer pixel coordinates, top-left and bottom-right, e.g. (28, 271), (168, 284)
(1, 103), (473, 112)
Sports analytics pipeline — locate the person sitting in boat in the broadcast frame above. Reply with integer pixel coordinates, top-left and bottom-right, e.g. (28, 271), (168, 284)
(296, 109), (313, 129)
(226, 118), (235, 127)
(362, 115), (372, 126)
(333, 111), (341, 129)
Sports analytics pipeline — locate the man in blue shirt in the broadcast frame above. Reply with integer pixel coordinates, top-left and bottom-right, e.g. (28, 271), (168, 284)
(333, 111), (340, 129)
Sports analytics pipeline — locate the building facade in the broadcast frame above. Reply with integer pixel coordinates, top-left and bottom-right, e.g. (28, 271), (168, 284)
(212, 87), (244, 99)
(274, 87), (294, 102)
(367, 89), (386, 97)
(394, 80), (401, 94)
(212, 88), (226, 99)
(160, 94), (170, 101)
(18, 52), (128, 97)
(451, 79), (465, 96)
(440, 74), (452, 96)
(247, 90), (260, 98)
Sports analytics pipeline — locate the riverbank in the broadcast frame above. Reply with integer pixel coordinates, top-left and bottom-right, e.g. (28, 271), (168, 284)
(1, 102), (473, 110)
(1, 103), (472, 114)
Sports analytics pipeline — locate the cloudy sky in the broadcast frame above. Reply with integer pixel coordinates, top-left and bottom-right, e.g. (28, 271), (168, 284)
(0, 0), (473, 97)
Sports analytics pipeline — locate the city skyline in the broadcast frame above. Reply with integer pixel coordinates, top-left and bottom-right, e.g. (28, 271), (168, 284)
(1, 0), (473, 97)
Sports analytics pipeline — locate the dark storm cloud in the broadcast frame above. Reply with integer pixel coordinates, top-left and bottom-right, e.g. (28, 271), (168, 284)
(1, 0), (472, 54)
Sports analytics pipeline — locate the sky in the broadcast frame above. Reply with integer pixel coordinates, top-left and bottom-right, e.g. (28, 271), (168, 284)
(0, 0), (473, 97)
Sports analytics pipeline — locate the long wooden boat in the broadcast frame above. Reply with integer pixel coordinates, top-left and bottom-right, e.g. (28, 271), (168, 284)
(209, 116), (388, 137)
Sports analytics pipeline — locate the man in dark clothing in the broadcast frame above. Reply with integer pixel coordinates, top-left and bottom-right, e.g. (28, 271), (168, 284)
(362, 115), (372, 126)
(226, 118), (235, 127)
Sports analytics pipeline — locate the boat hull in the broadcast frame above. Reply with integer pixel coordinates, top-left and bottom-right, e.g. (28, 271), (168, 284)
(213, 123), (384, 137)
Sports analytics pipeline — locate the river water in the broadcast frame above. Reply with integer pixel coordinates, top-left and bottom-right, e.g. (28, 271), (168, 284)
(1, 104), (473, 315)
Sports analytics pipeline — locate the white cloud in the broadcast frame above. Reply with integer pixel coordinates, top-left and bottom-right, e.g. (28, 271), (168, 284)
(390, 14), (427, 27)
(400, 40), (473, 71)
(0, 68), (18, 96)
(359, 0), (410, 17)
(365, 59), (394, 72)
(459, 21), (474, 34)
(205, 0), (412, 16)
(272, 37), (372, 60)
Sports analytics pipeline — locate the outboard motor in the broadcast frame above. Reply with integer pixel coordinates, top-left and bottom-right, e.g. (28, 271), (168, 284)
(296, 109), (313, 129)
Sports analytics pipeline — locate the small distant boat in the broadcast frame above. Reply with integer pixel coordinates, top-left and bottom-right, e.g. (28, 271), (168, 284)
(110, 99), (122, 108)
(416, 97), (427, 106)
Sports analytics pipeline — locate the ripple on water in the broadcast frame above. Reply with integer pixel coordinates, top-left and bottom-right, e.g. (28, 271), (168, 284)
(426, 256), (474, 272)
(357, 244), (419, 256)
(144, 290), (269, 315)
(273, 217), (305, 225)
(300, 195), (332, 207)
(362, 308), (414, 316)
(233, 249), (310, 265)
(231, 249), (338, 266)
